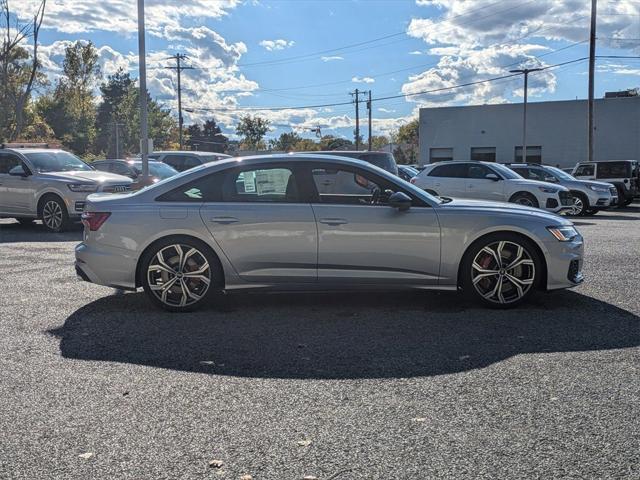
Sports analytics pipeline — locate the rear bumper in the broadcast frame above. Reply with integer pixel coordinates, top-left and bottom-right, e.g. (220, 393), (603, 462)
(75, 241), (138, 290)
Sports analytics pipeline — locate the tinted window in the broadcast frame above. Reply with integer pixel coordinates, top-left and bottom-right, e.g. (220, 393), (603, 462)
(525, 168), (548, 182)
(91, 162), (111, 173)
(183, 156), (202, 170)
(429, 163), (468, 178)
(574, 164), (595, 176)
(223, 167), (298, 203)
(162, 155), (185, 171)
(467, 164), (493, 179)
(0, 153), (22, 174)
(597, 162), (631, 179)
(156, 173), (224, 202)
(111, 162), (134, 177)
(510, 167), (529, 178)
(357, 153), (398, 174)
(312, 167), (394, 206)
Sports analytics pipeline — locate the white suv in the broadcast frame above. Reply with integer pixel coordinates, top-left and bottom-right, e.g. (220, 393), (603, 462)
(411, 161), (573, 213)
(0, 146), (132, 232)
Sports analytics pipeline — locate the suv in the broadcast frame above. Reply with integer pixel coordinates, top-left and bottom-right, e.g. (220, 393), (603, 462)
(306, 151), (399, 175)
(411, 161), (572, 214)
(149, 151), (231, 172)
(504, 163), (617, 216)
(572, 160), (639, 206)
(0, 145), (132, 232)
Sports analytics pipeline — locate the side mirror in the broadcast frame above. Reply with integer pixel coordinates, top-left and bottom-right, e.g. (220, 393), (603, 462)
(544, 176), (557, 182)
(485, 173), (500, 181)
(388, 191), (412, 211)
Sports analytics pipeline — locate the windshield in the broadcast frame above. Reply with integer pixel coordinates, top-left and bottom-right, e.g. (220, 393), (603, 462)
(400, 166), (419, 176)
(132, 161), (178, 179)
(24, 151), (93, 173)
(490, 163), (522, 180)
(544, 166), (575, 181)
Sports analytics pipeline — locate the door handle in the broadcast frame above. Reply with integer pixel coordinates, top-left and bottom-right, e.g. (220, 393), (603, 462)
(319, 218), (348, 226)
(210, 216), (239, 224)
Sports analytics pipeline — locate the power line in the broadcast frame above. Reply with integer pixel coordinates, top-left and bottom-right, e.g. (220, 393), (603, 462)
(164, 53), (195, 149)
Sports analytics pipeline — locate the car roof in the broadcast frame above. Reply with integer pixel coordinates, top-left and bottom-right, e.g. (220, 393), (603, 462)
(577, 159), (637, 164)
(151, 150), (229, 157)
(193, 153), (383, 171)
(3, 148), (66, 154)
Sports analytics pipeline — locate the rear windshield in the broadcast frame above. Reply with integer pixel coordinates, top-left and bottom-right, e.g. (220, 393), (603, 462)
(597, 162), (631, 179)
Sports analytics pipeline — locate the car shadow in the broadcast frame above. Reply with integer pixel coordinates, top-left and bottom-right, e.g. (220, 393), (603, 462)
(49, 289), (640, 380)
(0, 220), (82, 243)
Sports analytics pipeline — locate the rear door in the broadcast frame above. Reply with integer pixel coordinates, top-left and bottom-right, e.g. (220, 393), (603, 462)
(199, 163), (318, 283)
(306, 162), (441, 285)
(465, 163), (505, 201)
(426, 162), (468, 197)
(0, 152), (33, 215)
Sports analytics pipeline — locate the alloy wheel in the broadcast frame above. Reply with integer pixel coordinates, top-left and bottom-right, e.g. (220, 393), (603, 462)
(147, 244), (211, 307)
(514, 196), (535, 207)
(42, 200), (63, 231)
(569, 196), (584, 216)
(471, 240), (536, 305)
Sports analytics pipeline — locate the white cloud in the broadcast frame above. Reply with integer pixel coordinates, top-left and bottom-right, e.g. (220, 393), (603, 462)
(378, 107), (396, 113)
(351, 76), (375, 84)
(408, 50), (424, 55)
(14, 0), (240, 36)
(259, 39), (295, 51)
(321, 56), (344, 62)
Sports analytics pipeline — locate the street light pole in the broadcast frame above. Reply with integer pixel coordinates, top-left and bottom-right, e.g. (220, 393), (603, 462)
(137, 0), (149, 179)
(588, 0), (598, 163)
(510, 68), (542, 162)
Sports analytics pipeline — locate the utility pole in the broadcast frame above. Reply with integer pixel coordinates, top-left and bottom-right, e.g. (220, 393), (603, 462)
(510, 68), (542, 162)
(367, 90), (372, 151)
(137, 0), (149, 179)
(350, 88), (360, 150)
(588, 0), (597, 163)
(165, 53), (194, 150)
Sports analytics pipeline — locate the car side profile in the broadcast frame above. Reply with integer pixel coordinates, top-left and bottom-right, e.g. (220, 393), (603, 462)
(0, 146), (132, 231)
(75, 154), (584, 312)
(571, 160), (639, 206)
(149, 151), (231, 172)
(92, 159), (178, 190)
(503, 163), (617, 216)
(411, 161), (573, 213)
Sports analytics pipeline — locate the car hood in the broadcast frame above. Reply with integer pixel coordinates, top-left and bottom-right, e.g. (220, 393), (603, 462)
(568, 179), (613, 189)
(40, 171), (132, 184)
(439, 197), (572, 223)
(509, 178), (569, 191)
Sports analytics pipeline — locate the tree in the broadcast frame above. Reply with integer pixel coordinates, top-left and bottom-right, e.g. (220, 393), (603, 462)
(369, 135), (390, 151)
(0, 0), (47, 141)
(393, 119), (419, 164)
(186, 119), (228, 153)
(236, 115), (270, 150)
(269, 131), (302, 151)
(318, 135), (353, 150)
(291, 138), (319, 151)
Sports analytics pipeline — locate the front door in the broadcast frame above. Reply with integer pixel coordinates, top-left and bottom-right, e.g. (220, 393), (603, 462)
(465, 163), (505, 201)
(307, 163), (441, 285)
(200, 164), (318, 283)
(0, 153), (34, 215)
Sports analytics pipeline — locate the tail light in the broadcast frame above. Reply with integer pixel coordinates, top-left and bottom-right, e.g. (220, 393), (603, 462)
(81, 212), (111, 231)
(410, 177), (417, 184)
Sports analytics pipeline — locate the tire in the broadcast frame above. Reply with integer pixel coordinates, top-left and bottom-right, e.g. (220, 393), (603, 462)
(615, 187), (627, 208)
(140, 236), (222, 312)
(584, 208), (599, 216)
(509, 192), (539, 209)
(39, 195), (70, 232)
(461, 233), (542, 308)
(15, 217), (35, 225)
(567, 192), (589, 216)
(623, 198), (634, 206)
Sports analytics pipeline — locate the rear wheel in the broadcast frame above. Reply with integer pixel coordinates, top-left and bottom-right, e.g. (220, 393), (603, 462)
(39, 195), (70, 232)
(510, 192), (539, 209)
(461, 233), (542, 308)
(141, 237), (221, 312)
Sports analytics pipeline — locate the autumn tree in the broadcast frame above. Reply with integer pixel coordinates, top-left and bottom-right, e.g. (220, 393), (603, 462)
(236, 115), (270, 150)
(269, 131), (302, 151)
(186, 119), (228, 153)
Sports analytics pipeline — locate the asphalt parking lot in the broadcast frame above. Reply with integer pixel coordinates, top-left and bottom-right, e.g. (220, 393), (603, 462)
(1, 206), (639, 480)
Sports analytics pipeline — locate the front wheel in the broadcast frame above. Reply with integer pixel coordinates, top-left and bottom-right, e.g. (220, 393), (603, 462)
(40, 196), (70, 232)
(141, 237), (221, 312)
(509, 192), (539, 209)
(567, 192), (589, 216)
(461, 233), (542, 308)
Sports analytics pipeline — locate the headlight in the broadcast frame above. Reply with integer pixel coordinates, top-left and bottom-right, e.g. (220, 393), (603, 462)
(538, 186), (559, 193)
(547, 226), (579, 242)
(68, 183), (98, 192)
(588, 185), (609, 193)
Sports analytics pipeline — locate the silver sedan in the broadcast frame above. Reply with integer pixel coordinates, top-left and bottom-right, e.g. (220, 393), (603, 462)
(75, 154), (585, 311)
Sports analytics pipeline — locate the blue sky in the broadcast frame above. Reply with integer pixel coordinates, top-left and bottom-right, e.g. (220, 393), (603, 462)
(15, 0), (640, 142)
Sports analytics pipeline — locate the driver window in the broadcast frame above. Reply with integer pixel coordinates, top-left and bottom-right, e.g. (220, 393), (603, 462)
(467, 164), (491, 179)
(0, 153), (22, 174)
(312, 167), (390, 205)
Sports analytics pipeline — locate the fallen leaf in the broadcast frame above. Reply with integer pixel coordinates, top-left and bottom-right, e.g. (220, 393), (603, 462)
(78, 452), (94, 460)
(412, 417), (427, 422)
(209, 459), (224, 469)
(297, 439), (312, 447)
(458, 355), (471, 361)
(303, 476), (318, 480)
(240, 476), (253, 480)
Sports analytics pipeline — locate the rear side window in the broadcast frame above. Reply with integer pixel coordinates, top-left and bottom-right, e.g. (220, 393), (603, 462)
(183, 156), (201, 170)
(156, 173), (224, 202)
(91, 162), (111, 173)
(223, 167), (299, 203)
(510, 167), (529, 178)
(597, 162), (630, 179)
(0, 153), (22, 174)
(574, 164), (595, 176)
(429, 163), (468, 178)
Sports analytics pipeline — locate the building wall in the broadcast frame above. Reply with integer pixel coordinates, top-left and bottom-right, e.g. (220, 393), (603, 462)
(418, 97), (640, 168)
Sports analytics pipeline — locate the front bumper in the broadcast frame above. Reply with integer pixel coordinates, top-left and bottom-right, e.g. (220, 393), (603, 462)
(75, 241), (138, 290)
(543, 234), (584, 290)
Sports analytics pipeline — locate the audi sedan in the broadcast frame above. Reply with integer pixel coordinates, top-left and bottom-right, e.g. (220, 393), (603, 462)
(75, 154), (584, 311)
